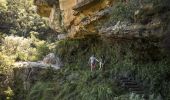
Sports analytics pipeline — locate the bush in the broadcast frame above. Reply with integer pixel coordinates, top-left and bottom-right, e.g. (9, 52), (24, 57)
(0, 35), (51, 74)
(26, 82), (59, 100)
(34, 40), (50, 60)
(114, 93), (163, 100)
(1, 35), (37, 61)
(27, 69), (123, 100)
(0, 35), (51, 99)
(53, 37), (170, 99)
(111, 0), (140, 22)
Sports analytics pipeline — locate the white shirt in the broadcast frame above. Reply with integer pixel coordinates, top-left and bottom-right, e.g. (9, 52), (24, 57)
(89, 56), (98, 64)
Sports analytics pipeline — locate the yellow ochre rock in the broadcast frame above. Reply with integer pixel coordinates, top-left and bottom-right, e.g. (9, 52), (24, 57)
(34, 0), (113, 37)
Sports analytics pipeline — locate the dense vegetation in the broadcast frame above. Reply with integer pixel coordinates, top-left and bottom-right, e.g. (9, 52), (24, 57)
(0, 0), (170, 100)
(0, 0), (54, 99)
(25, 38), (170, 100)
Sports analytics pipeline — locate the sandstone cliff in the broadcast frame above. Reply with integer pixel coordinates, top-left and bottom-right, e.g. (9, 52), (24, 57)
(34, 0), (170, 43)
(34, 0), (114, 37)
(33, 0), (170, 58)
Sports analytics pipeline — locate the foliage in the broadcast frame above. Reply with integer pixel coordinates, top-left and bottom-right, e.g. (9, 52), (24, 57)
(111, 0), (170, 22)
(1, 36), (37, 61)
(54, 38), (170, 99)
(4, 87), (14, 100)
(0, 0), (7, 10)
(12, 37), (170, 99)
(111, 0), (140, 22)
(0, 35), (51, 74)
(0, 0), (56, 40)
(1, 0), (170, 99)
(0, 35), (51, 99)
(114, 93), (163, 100)
(27, 69), (124, 100)
(26, 82), (59, 100)
(0, 0), (54, 98)
(31, 33), (50, 59)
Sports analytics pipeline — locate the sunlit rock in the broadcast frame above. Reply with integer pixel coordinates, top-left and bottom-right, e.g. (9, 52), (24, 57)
(34, 0), (113, 37)
(12, 53), (63, 99)
(43, 53), (63, 67)
(57, 34), (67, 40)
(14, 53), (63, 70)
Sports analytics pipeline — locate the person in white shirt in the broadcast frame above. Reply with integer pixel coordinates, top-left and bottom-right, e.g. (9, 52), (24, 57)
(89, 55), (99, 72)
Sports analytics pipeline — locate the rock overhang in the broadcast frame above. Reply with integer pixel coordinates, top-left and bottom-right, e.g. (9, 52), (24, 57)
(34, 0), (59, 7)
(72, 0), (100, 11)
(34, 0), (59, 17)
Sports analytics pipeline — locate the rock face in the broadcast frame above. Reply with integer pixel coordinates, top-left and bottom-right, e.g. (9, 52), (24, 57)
(34, 0), (113, 37)
(12, 53), (63, 99)
(43, 53), (63, 67)
(43, 53), (57, 64)
(13, 66), (52, 100)
(57, 34), (67, 40)
(33, 0), (170, 40)
(0, 74), (8, 99)
(34, 0), (62, 32)
(99, 4), (170, 47)
(72, 0), (99, 11)
(99, 20), (162, 39)
(14, 53), (63, 69)
(49, 5), (63, 32)
(34, 0), (170, 60)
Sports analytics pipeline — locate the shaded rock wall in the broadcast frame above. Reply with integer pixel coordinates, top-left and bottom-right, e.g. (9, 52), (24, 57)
(0, 74), (8, 100)
(33, 0), (170, 60)
(34, 0), (62, 32)
(13, 66), (56, 100)
(12, 53), (62, 99)
(49, 4), (63, 32)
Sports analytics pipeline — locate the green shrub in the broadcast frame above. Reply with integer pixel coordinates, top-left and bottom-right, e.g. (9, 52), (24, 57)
(111, 0), (140, 21)
(114, 93), (163, 100)
(0, 0), (7, 10)
(53, 37), (170, 99)
(26, 82), (59, 100)
(0, 35), (51, 74)
(27, 69), (123, 100)
(35, 41), (50, 60)
(1, 35), (37, 61)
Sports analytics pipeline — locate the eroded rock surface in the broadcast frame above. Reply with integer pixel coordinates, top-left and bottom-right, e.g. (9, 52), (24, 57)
(57, 34), (67, 40)
(0, 74), (8, 99)
(33, 0), (170, 41)
(43, 53), (63, 67)
(14, 53), (63, 70)
(13, 66), (52, 100)
(12, 53), (63, 99)
(34, 0), (113, 37)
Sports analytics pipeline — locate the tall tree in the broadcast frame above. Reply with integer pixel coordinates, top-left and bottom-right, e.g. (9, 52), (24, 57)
(0, 0), (49, 37)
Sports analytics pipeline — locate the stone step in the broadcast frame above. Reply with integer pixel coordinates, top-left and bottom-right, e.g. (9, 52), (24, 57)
(120, 79), (132, 83)
(132, 91), (145, 94)
(121, 81), (136, 84)
(122, 81), (137, 84)
(118, 77), (146, 95)
(119, 77), (129, 80)
(129, 87), (144, 92)
(122, 84), (140, 88)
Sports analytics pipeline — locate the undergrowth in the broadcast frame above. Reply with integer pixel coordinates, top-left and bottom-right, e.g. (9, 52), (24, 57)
(25, 37), (170, 100)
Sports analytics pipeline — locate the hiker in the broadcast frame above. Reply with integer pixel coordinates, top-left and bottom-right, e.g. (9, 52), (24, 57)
(99, 56), (105, 70)
(89, 55), (99, 72)
(99, 58), (104, 70)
